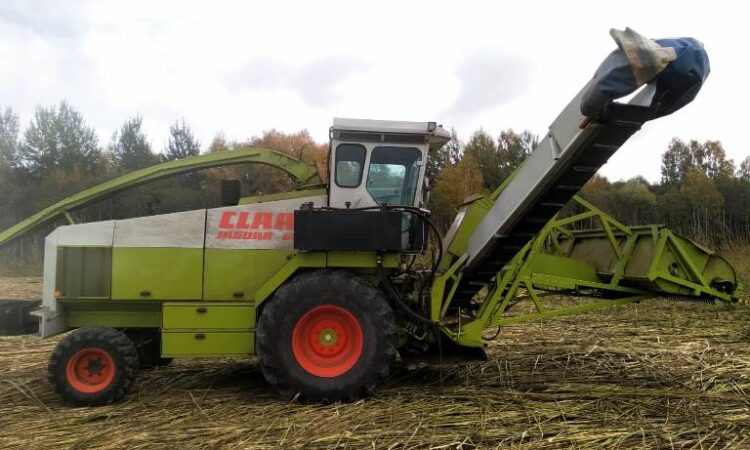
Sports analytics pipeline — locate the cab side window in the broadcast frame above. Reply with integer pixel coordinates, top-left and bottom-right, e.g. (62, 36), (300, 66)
(366, 146), (422, 205)
(335, 144), (366, 188)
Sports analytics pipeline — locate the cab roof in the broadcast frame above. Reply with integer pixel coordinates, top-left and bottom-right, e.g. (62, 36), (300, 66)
(332, 117), (451, 151)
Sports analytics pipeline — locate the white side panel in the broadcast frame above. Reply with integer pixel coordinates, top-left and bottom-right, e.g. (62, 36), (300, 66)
(114, 210), (206, 248)
(42, 228), (60, 311)
(37, 228), (65, 338)
(205, 195), (326, 249)
(57, 220), (115, 247)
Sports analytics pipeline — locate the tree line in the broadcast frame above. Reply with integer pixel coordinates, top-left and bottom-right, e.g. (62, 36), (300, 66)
(428, 130), (750, 249)
(0, 101), (748, 273)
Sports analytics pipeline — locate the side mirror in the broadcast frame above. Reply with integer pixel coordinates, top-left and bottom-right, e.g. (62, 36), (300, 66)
(422, 177), (431, 206)
(220, 179), (241, 206)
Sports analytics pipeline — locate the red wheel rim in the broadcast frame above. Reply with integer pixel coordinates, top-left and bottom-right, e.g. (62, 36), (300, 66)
(65, 348), (116, 394)
(291, 305), (364, 377)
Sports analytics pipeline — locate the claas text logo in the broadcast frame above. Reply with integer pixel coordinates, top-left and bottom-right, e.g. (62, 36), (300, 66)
(215, 211), (294, 241)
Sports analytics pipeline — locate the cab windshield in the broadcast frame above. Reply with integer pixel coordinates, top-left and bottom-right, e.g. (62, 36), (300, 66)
(366, 146), (422, 206)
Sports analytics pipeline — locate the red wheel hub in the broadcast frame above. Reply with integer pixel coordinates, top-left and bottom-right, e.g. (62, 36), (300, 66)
(292, 305), (364, 377)
(65, 348), (116, 393)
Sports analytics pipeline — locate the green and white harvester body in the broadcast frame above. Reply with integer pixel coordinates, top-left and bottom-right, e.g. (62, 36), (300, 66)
(0, 30), (741, 405)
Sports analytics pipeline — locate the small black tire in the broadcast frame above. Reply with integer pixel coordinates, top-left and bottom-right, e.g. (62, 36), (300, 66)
(48, 327), (139, 406)
(256, 270), (398, 402)
(123, 328), (173, 369)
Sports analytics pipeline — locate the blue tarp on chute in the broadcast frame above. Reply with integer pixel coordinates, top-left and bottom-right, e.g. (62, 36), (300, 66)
(581, 28), (710, 119)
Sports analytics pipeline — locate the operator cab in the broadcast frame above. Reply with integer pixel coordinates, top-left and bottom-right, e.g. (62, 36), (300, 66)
(328, 118), (451, 209)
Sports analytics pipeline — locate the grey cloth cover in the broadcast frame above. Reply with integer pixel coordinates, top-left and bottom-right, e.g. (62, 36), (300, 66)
(581, 28), (676, 117)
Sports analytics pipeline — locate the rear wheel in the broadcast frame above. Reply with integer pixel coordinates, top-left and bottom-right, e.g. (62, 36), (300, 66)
(48, 327), (138, 406)
(256, 270), (397, 402)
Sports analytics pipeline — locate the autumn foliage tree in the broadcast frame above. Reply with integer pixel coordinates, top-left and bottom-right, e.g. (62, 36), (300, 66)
(426, 128), (460, 181)
(204, 129), (327, 199)
(464, 129), (499, 190)
(429, 154), (484, 230)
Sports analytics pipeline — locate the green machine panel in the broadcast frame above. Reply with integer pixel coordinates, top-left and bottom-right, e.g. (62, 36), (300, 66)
(64, 300), (162, 328)
(161, 302), (256, 357)
(163, 303), (255, 330)
(111, 247), (203, 300)
(161, 331), (254, 357)
(203, 249), (293, 301)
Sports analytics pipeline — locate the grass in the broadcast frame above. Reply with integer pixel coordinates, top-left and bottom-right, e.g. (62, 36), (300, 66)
(721, 242), (750, 305)
(1, 289), (749, 449)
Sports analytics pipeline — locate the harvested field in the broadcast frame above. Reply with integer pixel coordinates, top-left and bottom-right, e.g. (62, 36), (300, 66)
(0, 276), (42, 300)
(1, 277), (749, 449)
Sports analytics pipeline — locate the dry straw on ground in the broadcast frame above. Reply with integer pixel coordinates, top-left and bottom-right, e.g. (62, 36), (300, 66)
(1, 279), (749, 449)
(0, 276), (42, 300)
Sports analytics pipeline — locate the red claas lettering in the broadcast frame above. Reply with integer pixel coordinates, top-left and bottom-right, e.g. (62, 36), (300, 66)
(215, 210), (294, 240)
(219, 211), (236, 229)
(236, 212), (251, 229)
(251, 212), (273, 230)
(274, 212), (294, 230)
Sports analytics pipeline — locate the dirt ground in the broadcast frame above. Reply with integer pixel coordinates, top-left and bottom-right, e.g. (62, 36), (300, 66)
(0, 277), (749, 449)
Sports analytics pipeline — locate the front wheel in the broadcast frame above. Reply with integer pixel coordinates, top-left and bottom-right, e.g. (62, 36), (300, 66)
(48, 327), (139, 406)
(256, 270), (398, 402)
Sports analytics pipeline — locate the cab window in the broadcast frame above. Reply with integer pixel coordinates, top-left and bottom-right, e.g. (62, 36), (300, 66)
(335, 144), (366, 187)
(366, 146), (422, 205)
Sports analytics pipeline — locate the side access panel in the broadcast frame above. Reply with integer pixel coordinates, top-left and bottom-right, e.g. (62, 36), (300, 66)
(203, 249), (293, 301)
(161, 302), (255, 357)
(161, 331), (254, 357)
(162, 303), (255, 329)
(111, 210), (206, 300)
(112, 248), (203, 300)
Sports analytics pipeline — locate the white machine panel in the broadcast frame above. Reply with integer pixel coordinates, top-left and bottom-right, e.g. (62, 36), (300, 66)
(113, 210), (206, 248)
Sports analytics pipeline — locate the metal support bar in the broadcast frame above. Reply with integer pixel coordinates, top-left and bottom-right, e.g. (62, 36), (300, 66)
(524, 281), (544, 313)
(431, 253), (467, 321)
(63, 211), (76, 225)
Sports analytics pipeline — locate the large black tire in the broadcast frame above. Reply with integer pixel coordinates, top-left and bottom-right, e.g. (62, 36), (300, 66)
(123, 328), (173, 369)
(48, 327), (139, 406)
(256, 270), (398, 402)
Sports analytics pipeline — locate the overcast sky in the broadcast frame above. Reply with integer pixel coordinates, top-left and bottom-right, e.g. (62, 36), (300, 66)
(0, 0), (747, 182)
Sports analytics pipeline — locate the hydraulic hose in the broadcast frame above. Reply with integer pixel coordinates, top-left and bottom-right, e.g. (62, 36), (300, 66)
(376, 257), (437, 325)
